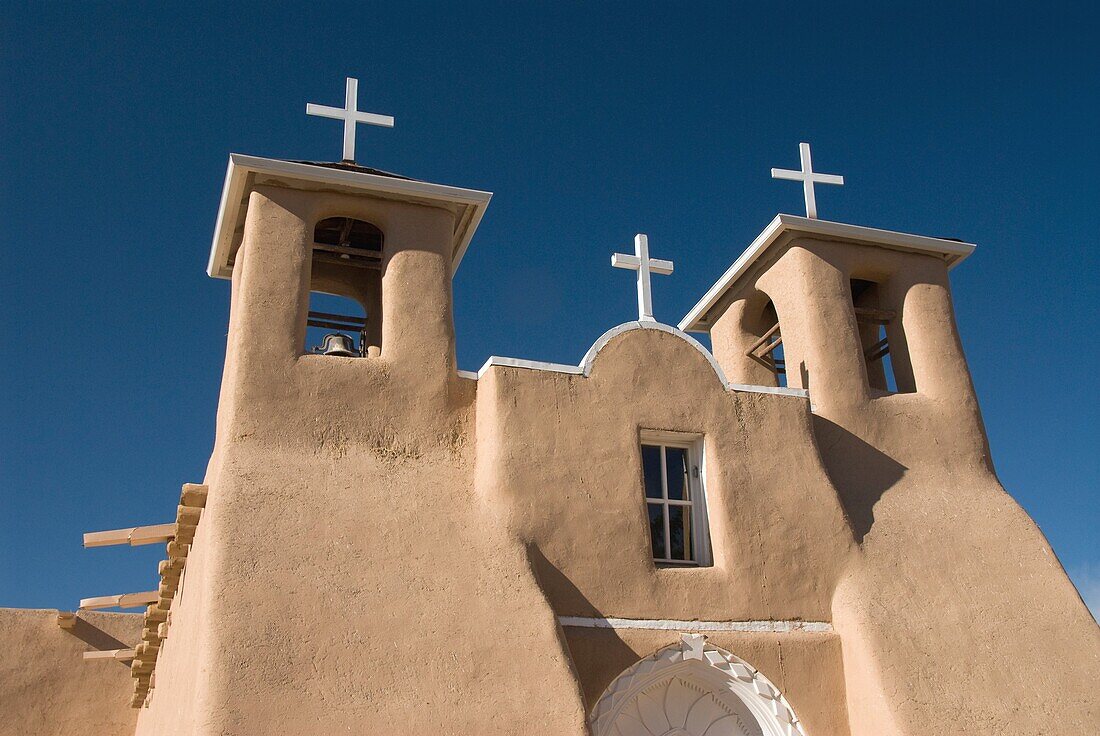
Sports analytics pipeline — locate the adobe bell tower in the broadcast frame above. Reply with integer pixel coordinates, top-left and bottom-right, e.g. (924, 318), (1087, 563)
(205, 76), (492, 444)
(129, 83), (591, 732)
(206, 154), (491, 442)
(682, 216), (977, 413)
(675, 158), (1095, 734)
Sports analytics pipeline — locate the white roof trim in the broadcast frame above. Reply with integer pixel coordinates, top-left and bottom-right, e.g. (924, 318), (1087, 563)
(678, 214), (976, 333)
(476, 322), (722, 383)
(579, 322), (728, 383)
(473, 321), (810, 401)
(727, 383), (808, 399)
(476, 355), (583, 379)
(207, 154), (492, 279)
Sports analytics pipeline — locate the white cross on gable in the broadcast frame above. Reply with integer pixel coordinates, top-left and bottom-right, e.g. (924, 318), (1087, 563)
(306, 77), (394, 163)
(771, 142), (844, 219)
(612, 233), (674, 323)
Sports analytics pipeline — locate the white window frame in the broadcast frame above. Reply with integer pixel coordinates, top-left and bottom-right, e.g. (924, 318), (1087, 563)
(639, 430), (712, 567)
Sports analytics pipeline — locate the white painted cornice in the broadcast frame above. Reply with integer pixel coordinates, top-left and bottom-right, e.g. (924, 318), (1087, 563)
(678, 214), (976, 333)
(473, 321), (809, 400)
(207, 154), (492, 279)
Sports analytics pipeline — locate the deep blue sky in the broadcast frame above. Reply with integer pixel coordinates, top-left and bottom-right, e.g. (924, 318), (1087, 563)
(1, 3), (1096, 614)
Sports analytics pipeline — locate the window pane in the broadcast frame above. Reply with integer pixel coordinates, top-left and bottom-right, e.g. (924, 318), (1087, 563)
(647, 503), (666, 559)
(683, 506), (693, 561)
(665, 447), (689, 501)
(668, 505), (692, 561)
(641, 445), (663, 499)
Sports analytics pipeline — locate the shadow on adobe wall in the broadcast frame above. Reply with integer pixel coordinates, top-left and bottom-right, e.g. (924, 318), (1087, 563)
(526, 544), (638, 710)
(62, 616), (132, 669)
(811, 415), (908, 545)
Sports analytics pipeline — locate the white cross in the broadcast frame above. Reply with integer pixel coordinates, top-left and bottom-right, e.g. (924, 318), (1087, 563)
(611, 234), (674, 323)
(770, 142), (844, 219)
(306, 77), (394, 163)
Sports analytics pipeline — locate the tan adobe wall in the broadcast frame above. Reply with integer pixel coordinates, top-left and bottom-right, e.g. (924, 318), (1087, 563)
(135, 186), (589, 735)
(132, 186), (1098, 735)
(473, 325), (853, 624)
(474, 326), (857, 732)
(0, 609), (141, 736)
(709, 237), (1100, 734)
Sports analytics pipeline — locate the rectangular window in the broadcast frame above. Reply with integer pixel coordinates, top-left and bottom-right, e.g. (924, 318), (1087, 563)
(639, 433), (710, 566)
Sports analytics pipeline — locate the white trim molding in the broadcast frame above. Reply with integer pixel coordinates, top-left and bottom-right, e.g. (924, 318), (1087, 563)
(727, 383), (809, 399)
(207, 154), (492, 279)
(471, 322), (811, 403)
(589, 634), (808, 736)
(559, 616), (832, 634)
(579, 322), (726, 382)
(476, 355), (583, 379)
(679, 213), (976, 333)
(476, 322), (726, 384)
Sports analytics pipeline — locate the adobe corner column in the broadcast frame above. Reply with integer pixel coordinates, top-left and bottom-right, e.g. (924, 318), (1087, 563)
(227, 186), (315, 376)
(758, 242), (869, 411)
(379, 204), (458, 380)
(884, 265), (979, 404)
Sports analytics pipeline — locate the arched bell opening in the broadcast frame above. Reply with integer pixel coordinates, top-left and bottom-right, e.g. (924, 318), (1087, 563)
(589, 637), (805, 736)
(848, 276), (915, 394)
(305, 217), (384, 357)
(742, 295), (786, 388)
(305, 292), (368, 357)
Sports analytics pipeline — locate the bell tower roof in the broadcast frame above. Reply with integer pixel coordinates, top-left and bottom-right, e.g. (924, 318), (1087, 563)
(207, 154), (492, 279)
(677, 214), (976, 333)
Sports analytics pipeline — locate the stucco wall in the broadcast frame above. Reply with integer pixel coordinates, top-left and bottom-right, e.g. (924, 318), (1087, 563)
(0, 609), (141, 736)
(134, 186), (589, 735)
(475, 327), (853, 624)
(473, 325), (856, 733)
(709, 237), (1100, 734)
(116, 187), (1100, 735)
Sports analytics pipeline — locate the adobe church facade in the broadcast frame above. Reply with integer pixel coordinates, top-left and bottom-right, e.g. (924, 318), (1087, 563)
(2, 117), (1098, 733)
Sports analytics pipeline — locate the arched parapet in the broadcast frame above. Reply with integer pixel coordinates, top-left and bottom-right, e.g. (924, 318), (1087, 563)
(579, 321), (729, 386)
(477, 322), (728, 388)
(590, 634), (806, 736)
(475, 321), (810, 400)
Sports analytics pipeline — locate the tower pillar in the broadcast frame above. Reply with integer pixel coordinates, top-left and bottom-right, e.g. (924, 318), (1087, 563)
(757, 243), (869, 408)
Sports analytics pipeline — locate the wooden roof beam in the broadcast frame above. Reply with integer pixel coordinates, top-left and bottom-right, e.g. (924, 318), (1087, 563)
(83, 649), (136, 661)
(83, 523), (176, 548)
(79, 591), (159, 611)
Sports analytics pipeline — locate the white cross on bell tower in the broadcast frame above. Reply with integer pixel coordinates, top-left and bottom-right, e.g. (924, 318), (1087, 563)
(612, 234), (674, 322)
(306, 77), (395, 163)
(771, 142), (844, 219)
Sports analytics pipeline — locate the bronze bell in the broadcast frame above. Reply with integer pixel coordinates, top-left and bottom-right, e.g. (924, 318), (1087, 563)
(315, 333), (358, 357)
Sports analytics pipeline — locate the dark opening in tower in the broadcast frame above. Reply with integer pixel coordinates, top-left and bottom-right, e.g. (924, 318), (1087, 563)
(305, 217), (383, 357)
(850, 278), (914, 393)
(745, 300), (786, 387)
